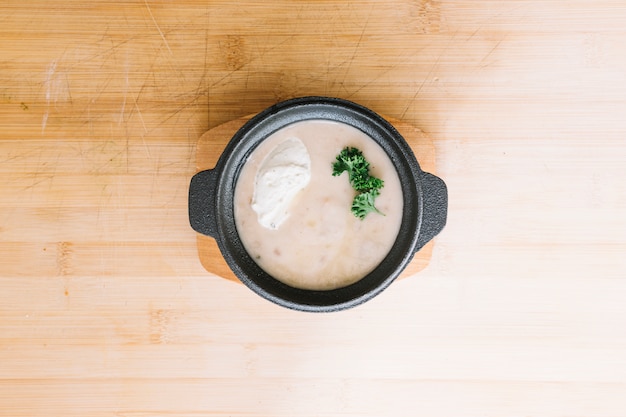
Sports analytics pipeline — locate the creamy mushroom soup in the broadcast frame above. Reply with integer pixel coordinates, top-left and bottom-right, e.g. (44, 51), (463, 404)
(233, 120), (403, 290)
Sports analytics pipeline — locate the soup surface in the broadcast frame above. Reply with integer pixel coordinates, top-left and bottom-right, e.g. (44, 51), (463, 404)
(233, 120), (403, 290)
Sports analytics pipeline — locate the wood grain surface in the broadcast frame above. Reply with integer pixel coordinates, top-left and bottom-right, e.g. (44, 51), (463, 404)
(2, 1), (626, 416)
(195, 115), (436, 283)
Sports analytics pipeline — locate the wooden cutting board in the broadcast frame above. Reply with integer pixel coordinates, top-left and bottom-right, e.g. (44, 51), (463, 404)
(195, 115), (437, 283)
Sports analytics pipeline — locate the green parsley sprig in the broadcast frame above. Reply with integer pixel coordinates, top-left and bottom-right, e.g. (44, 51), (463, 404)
(332, 147), (385, 220)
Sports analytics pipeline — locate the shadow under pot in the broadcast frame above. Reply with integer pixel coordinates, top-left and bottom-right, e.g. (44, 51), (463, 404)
(189, 96), (447, 312)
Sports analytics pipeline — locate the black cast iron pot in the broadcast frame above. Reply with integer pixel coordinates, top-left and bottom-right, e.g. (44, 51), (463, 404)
(189, 97), (447, 312)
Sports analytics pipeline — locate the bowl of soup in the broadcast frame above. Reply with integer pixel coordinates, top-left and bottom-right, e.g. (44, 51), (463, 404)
(189, 96), (447, 312)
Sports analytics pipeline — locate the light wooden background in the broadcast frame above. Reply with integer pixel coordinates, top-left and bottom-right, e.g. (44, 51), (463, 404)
(1, 1), (626, 416)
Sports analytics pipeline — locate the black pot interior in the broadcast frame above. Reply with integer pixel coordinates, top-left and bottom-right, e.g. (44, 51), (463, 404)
(214, 97), (424, 312)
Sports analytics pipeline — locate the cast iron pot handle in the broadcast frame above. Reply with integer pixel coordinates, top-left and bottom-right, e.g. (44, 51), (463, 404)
(188, 169), (219, 238)
(415, 172), (448, 251)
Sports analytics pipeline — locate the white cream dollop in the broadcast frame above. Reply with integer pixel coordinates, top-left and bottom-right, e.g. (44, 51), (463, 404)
(251, 137), (311, 230)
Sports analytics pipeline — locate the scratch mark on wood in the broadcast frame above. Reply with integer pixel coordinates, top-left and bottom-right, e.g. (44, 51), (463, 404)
(118, 59), (130, 126)
(21, 175), (54, 192)
(341, 4), (374, 87)
(202, 27), (209, 127)
(154, 94), (204, 129)
(42, 60), (57, 134)
(401, 32), (457, 120)
(478, 36), (506, 69)
(144, 0), (172, 56)
(64, 72), (72, 106)
(347, 64), (398, 99)
(134, 101), (148, 135)
(400, 61), (436, 120)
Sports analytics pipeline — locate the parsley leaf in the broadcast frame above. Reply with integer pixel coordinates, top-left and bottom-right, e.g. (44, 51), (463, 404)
(332, 147), (368, 180)
(332, 147), (385, 220)
(351, 189), (383, 220)
(353, 175), (384, 193)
